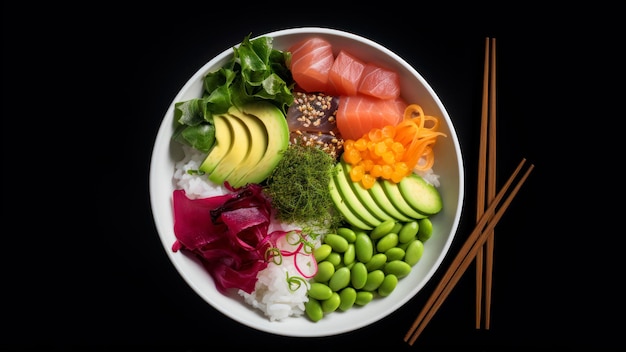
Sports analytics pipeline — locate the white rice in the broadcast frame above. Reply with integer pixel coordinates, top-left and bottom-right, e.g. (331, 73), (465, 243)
(416, 167), (441, 187)
(238, 256), (311, 321)
(173, 145), (227, 199)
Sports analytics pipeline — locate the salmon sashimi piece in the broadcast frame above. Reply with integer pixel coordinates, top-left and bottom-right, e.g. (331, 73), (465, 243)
(288, 37), (335, 93)
(327, 50), (366, 97)
(336, 95), (407, 140)
(357, 63), (401, 100)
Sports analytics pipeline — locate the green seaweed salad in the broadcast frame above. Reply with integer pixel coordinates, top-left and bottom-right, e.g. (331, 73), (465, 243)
(264, 143), (343, 229)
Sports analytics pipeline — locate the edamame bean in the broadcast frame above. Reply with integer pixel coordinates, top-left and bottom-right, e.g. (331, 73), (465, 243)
(337, 227), (357, 243)
(314, 260), (335, 282)
(326, 252), (342, 267)
(355, 291), (374, 306)
(404, 239), (424, 266)
(350, 262), (368, 289)
(417, 218), (433, 242)
(308, 282), (333, 300)
(353, 229), (368, 238)
(365, 253), (387, 271)
(324, 234), (349, 253)
(328, 267), (351, 291)
(369, 219), (396, 240)
(399, 221), (419, 243)
(384, 247), (405, 261)
(363, 269), (385, 291)
(338, 287), (357, 311)
(378, 274), (398, 297)
(391, 222), (403, 236)
(305, 298), (323, 322)
(384, 260), (412, 278)
(376, 232), (399, 253)
(343, 243), (356, 266)
(314, 244), (332, 262)
(321, 292), (341, 313)
(355, 232), (373, 263)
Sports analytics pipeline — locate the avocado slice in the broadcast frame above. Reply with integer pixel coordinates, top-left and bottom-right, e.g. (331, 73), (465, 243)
(207, 113), (251, 184)
(368, 181), (412, 222)
(223, 106), (269, 188)
(199, 113), (233, 175)
(328, 175), (373, 230)
(381, 179), (428, 220)
(236, 101), (289, 185)
(398, 173), (443, 215)
(333, 162), (382, 228)
(341, 161), (395, 222)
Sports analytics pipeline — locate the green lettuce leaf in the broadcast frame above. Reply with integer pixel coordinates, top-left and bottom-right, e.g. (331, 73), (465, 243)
(173, 33), (294, 153)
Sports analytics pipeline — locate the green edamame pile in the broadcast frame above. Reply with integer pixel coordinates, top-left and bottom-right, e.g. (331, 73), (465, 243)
(304, 218), (434, 322)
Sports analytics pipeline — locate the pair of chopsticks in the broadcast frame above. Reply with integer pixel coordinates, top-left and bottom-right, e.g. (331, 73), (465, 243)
(475, 36), (497, 330)
(404, 38), (534, 346)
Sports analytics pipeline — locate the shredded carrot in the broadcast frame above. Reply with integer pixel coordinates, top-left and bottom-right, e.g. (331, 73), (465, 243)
(341, 103), (447, 189)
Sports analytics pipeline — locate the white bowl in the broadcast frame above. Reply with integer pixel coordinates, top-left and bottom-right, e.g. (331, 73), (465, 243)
(149, 27), (464, 337)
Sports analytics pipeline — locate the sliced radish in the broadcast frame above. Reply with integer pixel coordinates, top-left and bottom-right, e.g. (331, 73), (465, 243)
(294, 252), (318, 278)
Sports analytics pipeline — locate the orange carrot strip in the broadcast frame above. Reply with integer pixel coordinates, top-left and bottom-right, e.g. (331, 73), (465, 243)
(404, 104), (425, 121)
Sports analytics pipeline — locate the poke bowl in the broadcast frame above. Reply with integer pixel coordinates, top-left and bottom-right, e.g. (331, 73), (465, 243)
(149, 27), (464, 337)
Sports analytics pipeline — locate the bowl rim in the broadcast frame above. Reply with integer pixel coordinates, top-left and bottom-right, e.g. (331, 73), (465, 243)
(149, 26), (464, 337)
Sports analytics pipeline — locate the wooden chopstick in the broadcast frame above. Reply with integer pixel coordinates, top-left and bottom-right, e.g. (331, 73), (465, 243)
(485, 37), (497, 330)
(404, 158), (534, 346)
(476, 36), (497, 330)
(474, 36), (490, 331)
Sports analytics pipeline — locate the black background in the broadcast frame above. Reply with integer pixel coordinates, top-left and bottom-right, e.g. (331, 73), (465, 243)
(4, 3), (624, 351)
